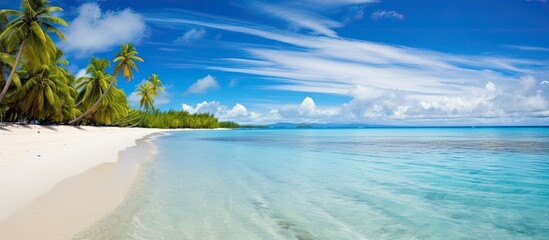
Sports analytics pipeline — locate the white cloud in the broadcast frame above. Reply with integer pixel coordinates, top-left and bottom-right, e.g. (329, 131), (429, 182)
(299, 0), (378, 7)
(182, 101), (263, 123)
(175, 28), (206, 44)
(62, 3), (146, 56)
(185, 75), (219, 94)
(371, 10), (404, 20)
(229, 79), (238, 88)
(507, 45), (549, 52)
(148, 13), (549, 125)
(74, 68), (89, 79)
(259, 4), (342, 37)
(128, 91), (140, 107)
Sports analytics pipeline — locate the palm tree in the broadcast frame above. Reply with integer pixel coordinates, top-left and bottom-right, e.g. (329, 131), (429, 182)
(128, 82), (153, 127)
(0, 0), (67, 104)
(74, 57), (129, 125)
(0, 14), (20, 117)
(131, 74), (164, 127)
(70, 43), (143, 124)
(147, 74), (163, 99)
(15, 62), (77, 122)
(74, 58), (112, 108)
(137, 82), (154, 112)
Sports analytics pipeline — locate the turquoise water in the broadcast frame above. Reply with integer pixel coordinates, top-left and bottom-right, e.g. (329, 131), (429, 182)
(80, 128), (549, 239)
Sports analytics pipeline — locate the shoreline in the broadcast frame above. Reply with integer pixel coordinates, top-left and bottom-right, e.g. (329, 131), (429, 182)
(0, 124), (178, 239)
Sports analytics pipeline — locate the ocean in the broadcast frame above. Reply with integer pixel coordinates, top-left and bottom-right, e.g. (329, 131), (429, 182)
(79, 128), (549, 239)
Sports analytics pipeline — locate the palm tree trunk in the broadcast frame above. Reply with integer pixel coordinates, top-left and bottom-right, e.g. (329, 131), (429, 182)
(0, 42), (24, 104)
(130, 112), (147, 127)
(69, 77), (116, 125)
(75, 98), (84, 107)
(111, 113), (142, 126)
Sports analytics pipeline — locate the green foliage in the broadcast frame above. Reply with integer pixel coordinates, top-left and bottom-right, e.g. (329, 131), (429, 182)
(0, 1), (230, 129)
(135, 110), (221, 129)
(239, 125), (268, 129)
(14, 64), (78, 122)
(137, 81), (154, 111)
(74, 57), (130, 125)
(0, 0), (67, 71)
(113, 43), (143, 82)
(219, 121), (240, 128)
(70, 43), (144, 124)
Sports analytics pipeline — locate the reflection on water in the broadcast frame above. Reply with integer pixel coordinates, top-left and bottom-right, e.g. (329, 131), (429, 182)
(79, 128), (549, 240)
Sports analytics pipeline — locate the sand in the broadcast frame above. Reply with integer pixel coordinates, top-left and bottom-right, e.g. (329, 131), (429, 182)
(0, 124), (172, 239)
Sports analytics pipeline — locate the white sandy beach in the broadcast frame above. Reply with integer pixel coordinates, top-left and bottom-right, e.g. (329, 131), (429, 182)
(0, 124), (171, 239)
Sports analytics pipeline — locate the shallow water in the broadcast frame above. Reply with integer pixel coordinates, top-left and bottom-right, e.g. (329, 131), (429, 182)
(79, 128), (549, 239)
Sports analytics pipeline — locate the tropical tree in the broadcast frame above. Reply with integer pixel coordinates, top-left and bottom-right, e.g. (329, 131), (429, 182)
(137, 82), (154, 112)
(75, 58), (111, 107)
(74, 57), (129, 125)
(70, 43), (143, 124)
(0, 14), (20, 118)
(147, 73), (163, 99)
(0, 0), (67, 104)
(14, 52), (77, 122)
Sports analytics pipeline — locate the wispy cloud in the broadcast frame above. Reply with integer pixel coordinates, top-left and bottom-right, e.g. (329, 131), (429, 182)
(371, 10), (404, 21)
(147, 12), (549, 124)
(258, 4), (342, 37)
(298, 0), (378, 7)
(62, 3), (146, 57)
(174, 28), (206, 44)
(185, 75), (219, 95)
(508, 45), (549, 52)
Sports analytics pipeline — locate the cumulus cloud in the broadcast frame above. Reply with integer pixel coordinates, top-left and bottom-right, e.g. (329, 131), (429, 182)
(182, 97), (341, 124)
(182, 101), (263, 123)
(62, 3), (146, 56)
(174, 28), (206, 44)
(185, 75), (219, 94)
(371, 10), (404, 20)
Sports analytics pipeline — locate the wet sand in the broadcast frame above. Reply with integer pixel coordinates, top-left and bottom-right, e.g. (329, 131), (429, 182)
(0, 124), (172, 239)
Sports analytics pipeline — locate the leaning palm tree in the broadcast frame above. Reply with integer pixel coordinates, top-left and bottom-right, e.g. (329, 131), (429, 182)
(0, 0), (67, 104)
(74, 58), (112, 108)
(70, 43), (143, 124)
(74, 57), (129, 125)
(0, 14), (21, 109)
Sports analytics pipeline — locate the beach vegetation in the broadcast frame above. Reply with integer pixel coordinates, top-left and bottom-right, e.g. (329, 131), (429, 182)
(135, 110), (221, 129)
(69, 43), (143, 124)
(0, 0), (67, 104)
(0, 0), (237, 129)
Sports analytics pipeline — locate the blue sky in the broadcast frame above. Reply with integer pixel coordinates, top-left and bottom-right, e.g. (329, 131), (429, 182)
(2, 0), (549, 125)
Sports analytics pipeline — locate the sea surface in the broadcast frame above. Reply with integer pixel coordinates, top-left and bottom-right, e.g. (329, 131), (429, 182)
(79, 128), (549, 240)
